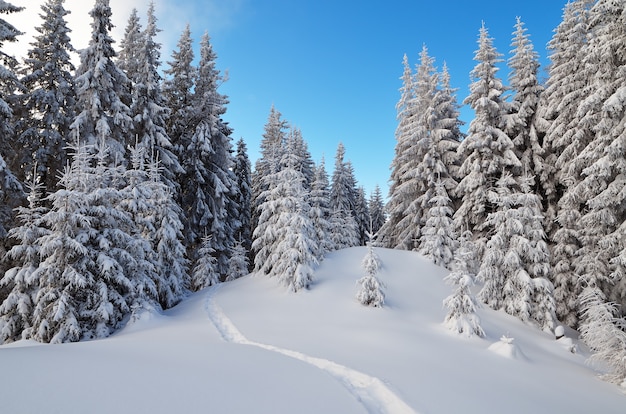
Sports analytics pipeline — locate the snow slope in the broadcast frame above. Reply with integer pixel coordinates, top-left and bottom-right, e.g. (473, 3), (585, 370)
(1, 247), (624, 413)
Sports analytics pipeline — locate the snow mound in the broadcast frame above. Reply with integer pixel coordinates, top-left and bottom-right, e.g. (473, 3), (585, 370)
(488, 335), (528, 361)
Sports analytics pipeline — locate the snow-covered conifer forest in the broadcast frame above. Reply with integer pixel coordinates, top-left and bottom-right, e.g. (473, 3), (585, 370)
(1, 0), (626, 408)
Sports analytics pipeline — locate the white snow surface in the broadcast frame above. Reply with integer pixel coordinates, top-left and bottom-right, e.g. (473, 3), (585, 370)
(1, 247), (625, 413)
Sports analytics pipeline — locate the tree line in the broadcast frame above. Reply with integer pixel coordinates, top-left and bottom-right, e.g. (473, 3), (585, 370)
(0, 0), (384, 344)
(381, 1), (626, 384)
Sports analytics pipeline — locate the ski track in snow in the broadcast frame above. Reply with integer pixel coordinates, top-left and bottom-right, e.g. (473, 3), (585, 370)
(204, 286), (418, 414)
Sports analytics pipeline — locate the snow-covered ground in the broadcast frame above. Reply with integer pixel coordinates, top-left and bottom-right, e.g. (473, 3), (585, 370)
(1, 247), (624, 413)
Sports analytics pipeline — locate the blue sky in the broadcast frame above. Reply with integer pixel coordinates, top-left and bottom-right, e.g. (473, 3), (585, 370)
(9, 0), (568, 198)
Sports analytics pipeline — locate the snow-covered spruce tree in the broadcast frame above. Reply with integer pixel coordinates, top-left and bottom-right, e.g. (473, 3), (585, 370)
(251, 106), (288, 252)
(163, 24), (196, 172)
(432, 62), (464, 197)
(443, 231), (484, 337)
(183, 32), (238, 278)
(329, 142), (359, 250)
(579, 286), (626, 385)
(0, 176), (48, 343)
(116, 8), (142, 82)
(540, 0), (594, 328)
(368, 185), (386, 237)
(0, 1), (25, 261)
(291, 127), (315, 190)
(15, 0), (76, 195)
(572, 0), (626, 314)
(504, 17), (545, 192)
(356, 239), (385, 307)
(379, 54), (416, 249)
(383, 46), (438, 251)
(146, 157), (189, 308)
(117, 144), (161, 308)
(478, 173), (555, 330)
(354, 186), (370, 246)
(71, 0), (133, 166)
(191, 235), (219, 290)
(309, 158), (332, 259)
(454, 23), (521, 257)
(226, 240), (249, 282)
(30, 140), (100, 342)
(253, 131), (317, 291)
(420, 177), (458, 270)
(477, 173), (517, 310)
(233, 137), (252, 257)
(129, 3), (182, 193)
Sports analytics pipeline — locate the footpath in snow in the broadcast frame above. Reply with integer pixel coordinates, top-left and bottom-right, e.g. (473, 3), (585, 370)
(204, 285), (418, 414)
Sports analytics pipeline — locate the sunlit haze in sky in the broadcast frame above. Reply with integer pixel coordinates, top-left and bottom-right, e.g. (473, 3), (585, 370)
(6, 0), (567, 197)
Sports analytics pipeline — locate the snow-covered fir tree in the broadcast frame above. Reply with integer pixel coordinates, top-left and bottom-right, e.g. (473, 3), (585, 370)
(71, 0), (133, 166)
(478, 173), (555, 330)
(116, 8), (142, 81)
(0, 1), (25, 259)
(368, 185), (386, 237)
(233, 137), (252, 257)
(251, 105), (288, 247)
(573, 0), (626, 312)
(145, 157), (189, 308)
(504, 17), (545, 191)
(380, 54), (416, 249)
(226, 240), (249, 282)
(15, 0), (76, 195)
(354, 186), (370, 246)
(454, 23), (521, 257)
(129, 3), (182, 192)
(443, 231), (484, 337)
(182, 32), (238, 277)
(309, 158), (332, 259)
(163, 24), (196, 169)
(191, 235), (219, 290)
(252, 131), (317, 291)
(381, 47), (438, 251)
(356, 237), (385, 307)
(541, 0), (594, 328)
(420, 177), (458, 270)
(431, 62), (464, 195)
(329, 142), (359, 250)
(0, 176), (48, 343)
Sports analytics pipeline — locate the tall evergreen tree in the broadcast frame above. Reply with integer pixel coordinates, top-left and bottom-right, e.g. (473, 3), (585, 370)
(163, 24), (196, 170)
(368, 185), (386, 236)
(130, 3), (182, 192)
(329, 143), (359, 250)
(420, 178), (458, 270)
(116, 8), (142, 81)
(0, 176), (48, 343)
(309, 158), (332, 259)
(252, 133), (317, 291)
(432, 62), (464, 193)
(71, 0), (132, 166)
(0, 1), (25, 260)
(233, 137), (252, 256)
(454, 24), (521, 256)
(354, 186), (370, 246)
(146, 157), (189, 308)
(15, 0), (76, 195)
(183, 32), (237, 277)
(505, 17), (545, 187)
(251, 105), (288, 243)
(541, 0), (594, 328)
(380, 54), (415, 249)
